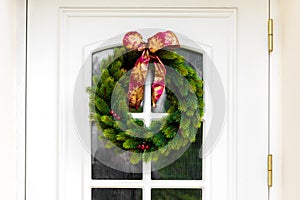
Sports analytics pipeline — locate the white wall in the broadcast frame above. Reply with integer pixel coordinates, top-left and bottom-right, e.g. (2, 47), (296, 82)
(0, 0), (17, 199)
(280, 0), (300, 200)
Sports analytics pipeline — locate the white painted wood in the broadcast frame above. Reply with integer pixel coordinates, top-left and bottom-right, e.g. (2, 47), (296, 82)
(270, 0), (282, 200)
(89, 180), (206, 188)
(15, 0), (27, 200)
(143, 162), (152, 200)
(26, 1), (270, 200)
(74, 9), (233, 200)
(136, 70), (164, 200)
(80, 34), (215, 200)
(0, 0), (17, 199)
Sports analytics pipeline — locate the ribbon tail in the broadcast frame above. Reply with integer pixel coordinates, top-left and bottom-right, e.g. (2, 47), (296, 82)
(151, 56), (166, 108)
(128, 50), (150, 109)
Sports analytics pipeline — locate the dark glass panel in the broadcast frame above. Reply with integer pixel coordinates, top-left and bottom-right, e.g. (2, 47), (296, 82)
(91, 49), (142, 180)
(152, 127), (203, 180)
(152, 188), (202, 200)
(92, 188), (142, 200)
(92, 124), (142, 179)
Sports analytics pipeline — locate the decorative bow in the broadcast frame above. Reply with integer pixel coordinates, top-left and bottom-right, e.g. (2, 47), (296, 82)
(123, 30), (180, 109)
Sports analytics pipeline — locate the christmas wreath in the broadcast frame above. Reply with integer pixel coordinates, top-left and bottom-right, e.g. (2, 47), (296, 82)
(87, 31), (204, 164)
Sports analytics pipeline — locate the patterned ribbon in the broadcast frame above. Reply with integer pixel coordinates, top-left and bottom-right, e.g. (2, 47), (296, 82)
(123, 30), (180, 108)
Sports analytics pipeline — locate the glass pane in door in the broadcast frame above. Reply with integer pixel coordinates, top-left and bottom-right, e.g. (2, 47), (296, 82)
(151, 189), (202, 200)
(151, 127), (203, 180)
(92, 188), (142, 200)
(91, 48), (142, 180)
(90, 43), (203, 199)
(151, 48), (203, 180)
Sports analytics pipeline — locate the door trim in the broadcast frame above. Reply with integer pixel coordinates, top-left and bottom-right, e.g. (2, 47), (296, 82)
(19, 1), (281, 200)
(269, 0), (281, 199)
(16, 0), (27, 200)
(59, 7), (237, 200)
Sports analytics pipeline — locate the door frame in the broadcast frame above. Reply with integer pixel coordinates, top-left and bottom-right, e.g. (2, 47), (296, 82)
(16, 0), (27, 200)
(269, 0), (282, 199)
(15, 0), (281, 199)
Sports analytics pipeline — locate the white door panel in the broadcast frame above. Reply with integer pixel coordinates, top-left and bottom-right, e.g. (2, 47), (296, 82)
(27, 1), (269, 200)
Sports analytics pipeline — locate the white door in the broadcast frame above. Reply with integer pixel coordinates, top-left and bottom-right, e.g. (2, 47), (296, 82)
(26, 1), (270, 200)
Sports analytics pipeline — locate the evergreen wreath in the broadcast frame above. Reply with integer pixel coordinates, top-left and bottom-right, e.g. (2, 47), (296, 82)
(87, 47), (204, 164)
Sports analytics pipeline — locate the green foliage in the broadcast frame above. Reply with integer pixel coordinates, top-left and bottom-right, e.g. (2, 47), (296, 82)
(123, 139), (140, 149)
(130, 153), (142, 164)
(116, 132), (128, 141)
(100, 116), (115, 127)
(87, 47), (204, 164)
(94, 97), (110, 115)
(153, 133), (167, 147)
(103, 129), (117, 141)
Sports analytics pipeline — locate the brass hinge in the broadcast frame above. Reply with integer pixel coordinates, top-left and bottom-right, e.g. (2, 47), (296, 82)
(268, 154), (273, 187)
(268, 19), (274, 52)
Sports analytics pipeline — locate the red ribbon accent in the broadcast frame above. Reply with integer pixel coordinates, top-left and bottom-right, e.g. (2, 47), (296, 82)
(123, 31), (180, 108)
